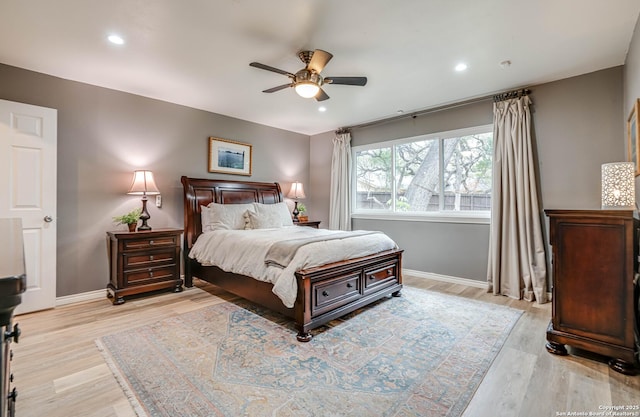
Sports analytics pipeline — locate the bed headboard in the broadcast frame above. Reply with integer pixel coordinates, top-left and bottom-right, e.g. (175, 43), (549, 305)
(180, 176), (284, 249)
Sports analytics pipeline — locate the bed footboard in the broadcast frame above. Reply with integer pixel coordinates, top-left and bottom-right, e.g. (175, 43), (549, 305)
(293, 249), (403, 341)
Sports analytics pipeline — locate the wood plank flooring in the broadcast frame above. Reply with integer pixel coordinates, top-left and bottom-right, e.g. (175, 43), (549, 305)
(10, 276), (640, 417)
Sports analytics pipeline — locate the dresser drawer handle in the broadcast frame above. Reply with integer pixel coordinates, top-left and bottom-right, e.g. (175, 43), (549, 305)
(148, 269), (153, 278)
(149, 240), (154, 245)
(387, 269), (393, 275)
(149, 255), (154, 261)
(5, 323), (20, 343)
(322, 290), (329, 297)
(346, 283), (353, 288)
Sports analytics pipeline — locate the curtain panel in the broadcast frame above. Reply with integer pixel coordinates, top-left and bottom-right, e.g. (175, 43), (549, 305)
(487, 96), (548, 303)
(329, 131), (352, 230)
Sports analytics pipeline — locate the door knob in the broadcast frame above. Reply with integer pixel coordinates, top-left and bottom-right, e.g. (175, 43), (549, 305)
(44, 216), (53, 222)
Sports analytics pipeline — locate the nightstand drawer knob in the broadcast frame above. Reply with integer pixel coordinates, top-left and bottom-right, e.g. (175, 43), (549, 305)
(387, 269), (393, 275)
(149, 255), (154, 261)
(322, 291), (329, 297)
(347, 283), (353, 288)
(149, 240), (154, 245)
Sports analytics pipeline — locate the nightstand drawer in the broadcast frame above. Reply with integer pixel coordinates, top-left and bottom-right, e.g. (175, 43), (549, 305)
(123, 249), (176, 269)
(124, 265), (177, 285)
(123, 235), (178, 250)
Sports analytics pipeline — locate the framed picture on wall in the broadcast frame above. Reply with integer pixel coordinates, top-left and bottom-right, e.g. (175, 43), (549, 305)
(628, 99), (640, 176)
(208, 137), (252, 176)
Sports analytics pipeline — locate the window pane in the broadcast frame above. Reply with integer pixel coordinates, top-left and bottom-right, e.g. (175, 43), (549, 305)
(396, 140), (439, 212)
(443, 133), (492, 211)
(355, 148), (393, 210)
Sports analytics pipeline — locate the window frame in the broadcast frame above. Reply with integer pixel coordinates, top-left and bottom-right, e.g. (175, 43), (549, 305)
(351, 124), (493, 224)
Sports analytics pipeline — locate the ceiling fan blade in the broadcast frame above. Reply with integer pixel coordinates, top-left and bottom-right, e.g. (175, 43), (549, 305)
(250, 62), (295, 78)
(314, 88), (330, 102)
(307, 49), (333, 74)
(324, 76), (368, 86)
(262, 83), (293, 93)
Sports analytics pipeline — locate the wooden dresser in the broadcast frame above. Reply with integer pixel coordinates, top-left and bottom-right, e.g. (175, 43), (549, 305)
(107, 228), (183, 305)
(545, 209), (639, 375)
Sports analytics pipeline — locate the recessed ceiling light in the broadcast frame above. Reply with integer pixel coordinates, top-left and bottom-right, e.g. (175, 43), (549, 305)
(318, 106), (327, 112)
(455, 63), (467, 72)
(107, 34), (125, 45)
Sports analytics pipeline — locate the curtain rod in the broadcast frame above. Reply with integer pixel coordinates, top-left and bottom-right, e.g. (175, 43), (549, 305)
(339, 87), (531, 132)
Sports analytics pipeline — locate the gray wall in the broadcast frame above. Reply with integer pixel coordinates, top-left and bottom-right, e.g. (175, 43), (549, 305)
(0, 63), (309, 297)
(624, 15), (640, 201)
(310, 67), (625, 283)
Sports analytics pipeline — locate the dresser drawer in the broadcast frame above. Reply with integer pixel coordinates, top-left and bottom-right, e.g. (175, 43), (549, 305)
(124, 265), (177, 286)
(312, 272), (361, 316)
(123, 235), (178, 251)
(364, 261), (398, 294)
(123, 249), (177, 269)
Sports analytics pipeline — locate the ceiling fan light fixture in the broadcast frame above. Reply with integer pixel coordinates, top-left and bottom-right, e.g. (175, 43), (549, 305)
(295, 82), (320, 98)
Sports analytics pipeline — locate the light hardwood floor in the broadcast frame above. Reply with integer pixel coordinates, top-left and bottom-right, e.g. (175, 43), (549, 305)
(11, 276), (640, 417)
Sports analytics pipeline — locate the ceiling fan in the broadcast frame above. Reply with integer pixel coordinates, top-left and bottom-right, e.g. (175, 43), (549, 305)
(249, 49), (367, 101)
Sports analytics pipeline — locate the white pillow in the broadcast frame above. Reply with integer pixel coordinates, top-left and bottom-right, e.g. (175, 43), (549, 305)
(200, 205), (213, 232)
(202, 202), (254, 231)
(246, 202), (293, 229)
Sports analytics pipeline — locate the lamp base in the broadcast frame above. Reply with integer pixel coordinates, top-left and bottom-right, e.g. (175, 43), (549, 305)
(138, 195), (152, 231)
(601, 205), (636, 210)
(292, 201), (300, 223)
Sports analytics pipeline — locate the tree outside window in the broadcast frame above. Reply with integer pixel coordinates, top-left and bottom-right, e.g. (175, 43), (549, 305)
(354, 126), (492, 214)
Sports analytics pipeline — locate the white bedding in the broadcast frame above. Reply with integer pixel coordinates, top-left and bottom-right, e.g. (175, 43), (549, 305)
(188, 226), (398, 308)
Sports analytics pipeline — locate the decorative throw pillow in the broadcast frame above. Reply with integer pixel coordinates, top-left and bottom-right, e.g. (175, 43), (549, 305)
(200, 205), (213, 232)
(246, 202), (293, 229)
(203, 202), (255, 231)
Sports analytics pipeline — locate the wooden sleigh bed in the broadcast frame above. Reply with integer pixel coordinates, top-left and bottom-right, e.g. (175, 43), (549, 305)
(181, 176), (403, 341)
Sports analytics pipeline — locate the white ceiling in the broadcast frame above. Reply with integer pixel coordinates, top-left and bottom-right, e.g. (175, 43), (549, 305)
(0, 1), (639, 136)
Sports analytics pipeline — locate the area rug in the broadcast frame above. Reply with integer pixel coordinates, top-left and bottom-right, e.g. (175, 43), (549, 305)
(96, 287), (522, 417)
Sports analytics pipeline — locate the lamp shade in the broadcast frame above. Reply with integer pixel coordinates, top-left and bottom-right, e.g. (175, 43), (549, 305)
(601, 162), (635, 209)
(127, 170), (160, 196)
(295, 83), (320, 99)
(287, 182), (306, 199)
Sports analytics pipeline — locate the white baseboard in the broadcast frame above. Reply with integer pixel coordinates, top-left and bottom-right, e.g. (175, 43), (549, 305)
(55, 275), (192, 307)
(403, 268), (488, 288)
(55, 272), (549, 307)
(56, 289), (105, 306)
(402, 268), (552, 301)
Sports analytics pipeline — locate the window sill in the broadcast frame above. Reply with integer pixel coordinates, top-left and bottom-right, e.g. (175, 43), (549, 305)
(351, 212), (490, 225)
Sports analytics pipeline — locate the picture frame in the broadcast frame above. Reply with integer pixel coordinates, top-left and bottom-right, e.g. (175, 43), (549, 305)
(208, 137), (252, 176)
(628, 99), (640, 176)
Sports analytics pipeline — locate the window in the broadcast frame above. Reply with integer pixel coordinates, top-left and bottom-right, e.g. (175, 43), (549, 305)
(353, 125), (493, 220)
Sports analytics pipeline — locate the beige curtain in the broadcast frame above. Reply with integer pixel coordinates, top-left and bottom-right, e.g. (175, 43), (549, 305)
(329, 131), (352, 230)
(487, 96), (547, 303)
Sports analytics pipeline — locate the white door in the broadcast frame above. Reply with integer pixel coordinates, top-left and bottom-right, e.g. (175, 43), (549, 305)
(0, 99), (57, 314)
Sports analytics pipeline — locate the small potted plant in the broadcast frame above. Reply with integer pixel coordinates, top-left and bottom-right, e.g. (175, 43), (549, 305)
(297, 203), (308, 222)
(113, 208), (142, 232)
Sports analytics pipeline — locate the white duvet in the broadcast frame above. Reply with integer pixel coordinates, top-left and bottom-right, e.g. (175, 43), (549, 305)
(188, 226), (398, 308)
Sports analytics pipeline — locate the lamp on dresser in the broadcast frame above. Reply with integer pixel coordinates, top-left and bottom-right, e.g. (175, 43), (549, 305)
(287, 181), (306, 222)
(127, 170), (160, 231)
(601, 162), (635, 209)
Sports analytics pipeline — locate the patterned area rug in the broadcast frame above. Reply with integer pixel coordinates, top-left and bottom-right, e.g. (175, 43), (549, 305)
(96, 287), (522, 417)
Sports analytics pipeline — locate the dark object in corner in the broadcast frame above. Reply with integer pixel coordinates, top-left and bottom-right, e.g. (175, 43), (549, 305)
(0, 218), (27, 417)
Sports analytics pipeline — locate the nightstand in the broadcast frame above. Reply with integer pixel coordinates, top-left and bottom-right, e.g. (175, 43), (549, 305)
(295, 220), (321, 229)
(106, 228), (183, 305)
